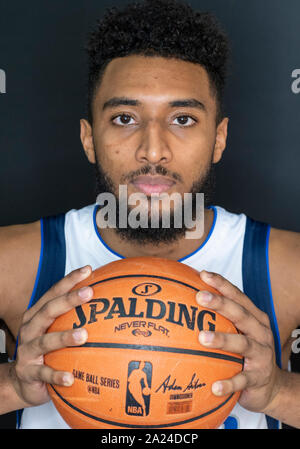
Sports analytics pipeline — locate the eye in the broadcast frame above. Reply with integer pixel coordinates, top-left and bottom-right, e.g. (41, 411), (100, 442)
(111, 114), (136, 126)
(172, 115), (197, 127)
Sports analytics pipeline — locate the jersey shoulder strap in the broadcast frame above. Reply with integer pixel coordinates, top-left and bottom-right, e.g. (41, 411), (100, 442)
(28, 213), (66, 309)
(15, 213), (66, 427)
(242, 216), (281, 429)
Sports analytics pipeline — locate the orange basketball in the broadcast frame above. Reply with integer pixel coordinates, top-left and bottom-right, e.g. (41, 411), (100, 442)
(44, 257), (243, 429)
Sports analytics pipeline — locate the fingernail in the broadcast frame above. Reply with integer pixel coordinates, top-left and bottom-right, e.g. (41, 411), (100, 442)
(73, 328), (88, 343)
(212, 382), (223, 396)
(78, 286), (92, 300)
(197, 291), (213, 305)
(201, 271), (214, 282)
(199, 330), (214, 345)
(63, 372), (74, 386)
(80, 266), (90, 275)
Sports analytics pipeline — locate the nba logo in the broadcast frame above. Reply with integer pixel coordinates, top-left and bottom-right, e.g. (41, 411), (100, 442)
(126, 361), (152, 416)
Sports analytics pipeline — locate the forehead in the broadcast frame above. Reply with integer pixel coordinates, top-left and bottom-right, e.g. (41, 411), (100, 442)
(94, 55), (215, 109)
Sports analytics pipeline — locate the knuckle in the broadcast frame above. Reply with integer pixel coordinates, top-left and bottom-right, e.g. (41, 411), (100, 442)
(264, 344), (274, 364)
(260, 311), (271, 327)
(15, 362), (24, 380)
(216, 294), (226, 309)
(61, 330), (70, 346)
(243, 335), (253, 353)
(236, 305), (250, 326)
(67, 289), (78, 303)
(37, 335), (48, 353)
(69, 267), (83, 281)
(264, 328), (274, 346)
(15, 346), (24, 367)
(22, 310), (31, 325)
(49, 282), (61, 298)
(211, 272), (222, 285)
(19, 322), (29, 342)
(39, 301), (54, 320)
(36, 364), (44, 380)
(53, 371), (65, 386)
(48, 276), (67, 299)
(240, 305), (251, 319)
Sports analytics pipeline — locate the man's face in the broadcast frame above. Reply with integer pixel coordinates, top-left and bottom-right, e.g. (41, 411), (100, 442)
(81, 55), (228, 243)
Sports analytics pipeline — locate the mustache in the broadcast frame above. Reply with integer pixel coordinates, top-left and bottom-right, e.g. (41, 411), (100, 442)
(121, 165), (183, 184)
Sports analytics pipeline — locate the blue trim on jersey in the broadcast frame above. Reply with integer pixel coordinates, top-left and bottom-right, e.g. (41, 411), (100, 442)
(15, 207), (283, 430)
(266, 225), (282, 367)
(15, 213), (66, 428)
(15, 218), (44, 428)
(13, 219), (45, 363)
(178, 205), (217, 262)
(27, 218), (45, 310)
(242, 216), (281, 429)
(93, 204), (217, 262)
(30, 213), (66, 307)
(93, 205), (124, 259)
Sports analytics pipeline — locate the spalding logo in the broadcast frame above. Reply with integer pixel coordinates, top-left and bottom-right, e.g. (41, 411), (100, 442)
(132, 329), (152, 337)
(131, 282), (162, 296)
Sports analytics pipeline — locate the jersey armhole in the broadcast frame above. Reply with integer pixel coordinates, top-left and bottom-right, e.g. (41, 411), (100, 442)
(242, 216), (282, 429)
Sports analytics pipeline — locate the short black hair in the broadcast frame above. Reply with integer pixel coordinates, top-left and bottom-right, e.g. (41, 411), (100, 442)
(86, 0), (230, 124)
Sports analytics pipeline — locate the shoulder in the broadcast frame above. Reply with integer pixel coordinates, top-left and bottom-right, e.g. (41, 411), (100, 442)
(269, 226), (300, 282)
(0, 220), (41, 335)
(268, 226), (300, 338)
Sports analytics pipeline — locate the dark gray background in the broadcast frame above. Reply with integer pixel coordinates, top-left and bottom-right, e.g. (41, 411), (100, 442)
(0, 0), (299, 230)
(0, 0), (299, 429)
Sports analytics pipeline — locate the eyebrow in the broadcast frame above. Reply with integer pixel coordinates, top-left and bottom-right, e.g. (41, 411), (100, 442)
(102, 96), (206, 112)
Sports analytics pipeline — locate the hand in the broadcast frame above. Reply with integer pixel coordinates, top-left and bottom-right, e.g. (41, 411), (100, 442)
(11, 266), (93, 407)
(196, 270), (281, 414)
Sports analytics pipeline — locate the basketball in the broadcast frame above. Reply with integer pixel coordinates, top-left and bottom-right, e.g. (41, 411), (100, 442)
(44, 257), (243, 429)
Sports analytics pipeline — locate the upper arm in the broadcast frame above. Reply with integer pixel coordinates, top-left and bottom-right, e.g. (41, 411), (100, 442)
(0, 220), (41, 337)
(269, 227), (300, 345)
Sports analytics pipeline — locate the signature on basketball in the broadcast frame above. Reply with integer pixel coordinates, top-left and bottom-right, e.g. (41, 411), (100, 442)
(155, 373), (206, 394)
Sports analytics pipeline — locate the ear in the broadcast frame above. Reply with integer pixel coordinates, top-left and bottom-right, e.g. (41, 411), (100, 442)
(212, 117), (229, 164)
(80, 119), (96, 164)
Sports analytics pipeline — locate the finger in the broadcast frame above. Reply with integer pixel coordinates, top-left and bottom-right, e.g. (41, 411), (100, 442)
(196, 291), (269, 341)
(25, 364), (74, 387)
(22, 286), (93, 341)
(199, 271), (269, 325)
(23, 265), (92, 322)
(212, 371), (257, 396)
(199, 330), (260, 358)
(26, 328), (88, 359)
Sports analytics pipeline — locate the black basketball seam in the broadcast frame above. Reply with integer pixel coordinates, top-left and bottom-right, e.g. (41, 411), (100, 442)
(87, 273), (241, 336)
(75, 342), (243, 365)
(52, 273), (242, 427)
(89, 273), (201, 291)
(49, 383), (236, 429)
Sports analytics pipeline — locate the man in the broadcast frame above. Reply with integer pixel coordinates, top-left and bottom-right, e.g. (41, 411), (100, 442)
(0, 0), (299, 429)
(127, 361), (151, 417)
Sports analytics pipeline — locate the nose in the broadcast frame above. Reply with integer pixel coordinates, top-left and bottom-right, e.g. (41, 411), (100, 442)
(135, 120), (172, 165)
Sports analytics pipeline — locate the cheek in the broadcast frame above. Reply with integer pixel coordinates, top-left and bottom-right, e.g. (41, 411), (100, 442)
(175, 140), (214, 178)
(94, 143), (130, 183)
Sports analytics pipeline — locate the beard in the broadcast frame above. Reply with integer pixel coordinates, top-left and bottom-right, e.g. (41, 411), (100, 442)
(94, 156), (216, 246)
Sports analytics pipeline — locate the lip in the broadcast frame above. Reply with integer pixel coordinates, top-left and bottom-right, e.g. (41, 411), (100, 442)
(131, 176), (176, 195)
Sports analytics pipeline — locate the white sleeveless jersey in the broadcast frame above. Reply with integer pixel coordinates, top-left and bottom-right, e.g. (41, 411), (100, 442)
(18, 204), (281, 429)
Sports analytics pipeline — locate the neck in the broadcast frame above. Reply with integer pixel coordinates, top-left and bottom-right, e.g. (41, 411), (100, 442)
(96, 208), (215, 261)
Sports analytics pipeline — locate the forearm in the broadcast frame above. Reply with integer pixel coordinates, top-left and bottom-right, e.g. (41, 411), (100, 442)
(0, 361), (28, 414)
(264, 369), (300, 428)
